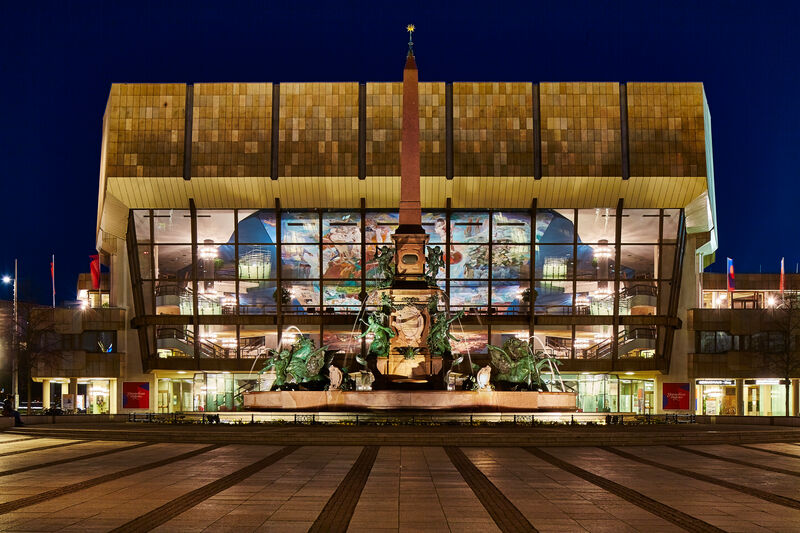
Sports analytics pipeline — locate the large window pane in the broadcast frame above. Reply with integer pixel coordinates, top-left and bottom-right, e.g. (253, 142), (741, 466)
(621, 209), (660, 243)
(152, 210), (191, 243)
(450, 245), (489, 279)
(154, 245), (192, 280)
(322, 281), (362, 311)
(282, 212), (319, 243)
(491, 281), (529, 314)
(284, 281), (321, 312)
(238, 281), (277, 314)
(534, 281), (573, 315)
(662, 209), (681, 242)
(535, 245), (573, 279)
(240, 325), (277, 358)
(137, 245), (153, 279)
(422, 211), (447, 243)
(660, 244), (677, 280)
(536, 209), (574, 243)
(577, 208), (615, 244)
(323, 211), (361, 243)
(536, 325), (573, 359)
(575, 281), (614, 315)
(197, 243), (235, 280)
(620, 245), (658, 280)
(365, 212), (397, 243)
(197, 280), (236, 315)
(619, 282), (657, 316)
(449, 281), (488, 309)
(238, 245), (276, 279)
(237, 210), (277, 243)
(323, 327), (361, 355)
(156, 325), (194, 358)
(281, 245), (320, 279)
(451, 326), (488, 355)
(154, 280), (190, 315)
(451, 212), (489, 243)
(493, 212), (531, 243)
(197, 210), (234, 243)
(133, 210), (151, 243)
(323, 245), (361, 279)
(492, 246), (530, 279)
(576, 243), (615, 280)
(197, 325), (237, 358)
(575, 325), (613, 359)
(618, 326), (656, 358)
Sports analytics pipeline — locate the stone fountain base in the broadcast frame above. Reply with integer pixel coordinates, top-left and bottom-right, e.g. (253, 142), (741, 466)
(242, 390), (577, 412)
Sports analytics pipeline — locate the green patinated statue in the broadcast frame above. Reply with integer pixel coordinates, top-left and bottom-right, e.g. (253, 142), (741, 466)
(425, 245), (444, 287)
(427, 309), (464, 359)
(375, 245), (395, 288)
(357, 312), (394, 367)
(260, 336), (330, 389)
(487, 337), (560, 391)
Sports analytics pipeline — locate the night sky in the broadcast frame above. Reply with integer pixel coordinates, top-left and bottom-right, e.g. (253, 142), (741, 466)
(1, 1), (798, 305)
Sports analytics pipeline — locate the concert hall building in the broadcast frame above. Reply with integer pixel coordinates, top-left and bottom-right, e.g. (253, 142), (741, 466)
(45, 56), (727, 414)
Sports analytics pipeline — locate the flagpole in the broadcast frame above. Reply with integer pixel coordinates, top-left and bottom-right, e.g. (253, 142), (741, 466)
(51, 254), (55, 308)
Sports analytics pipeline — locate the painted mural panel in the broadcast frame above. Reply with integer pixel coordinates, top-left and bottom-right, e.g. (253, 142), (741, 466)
(492, 245), (530, 279)
(449, 281), (488, 308)
(323, 245), (361, 279)
(492, 212), (530, 243)
(365, 212), (398, 243)
(422, 211), (447, 243)
(451, 212), (489, 243)
(323, 211), (361, 242)
(450, 245), (489, 279)
(281, 245), (319, 279)
(282, 212), (319, 243)
(322, 281), (362, 310)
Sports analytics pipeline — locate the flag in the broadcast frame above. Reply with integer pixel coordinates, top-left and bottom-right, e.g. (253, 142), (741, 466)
(90, 254), (100, 290)
(726, 257), (735, 292)
(50, 255), (55, 308)
(780, 257), (785, 295)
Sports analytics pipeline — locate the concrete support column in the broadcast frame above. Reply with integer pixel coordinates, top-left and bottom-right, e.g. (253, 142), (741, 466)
(735, 379), (744, 416)
(110, 379), (118, 414)
(42, 380), (50, 409)
(793, 378), (799, 417)
(68, 378), (78, 395)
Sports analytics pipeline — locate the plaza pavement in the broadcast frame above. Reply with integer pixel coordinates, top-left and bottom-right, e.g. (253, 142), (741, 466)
(0, 424), (797, 532)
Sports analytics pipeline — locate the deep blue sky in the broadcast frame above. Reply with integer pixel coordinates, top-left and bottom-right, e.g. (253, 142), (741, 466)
(1, 1), (798, 305)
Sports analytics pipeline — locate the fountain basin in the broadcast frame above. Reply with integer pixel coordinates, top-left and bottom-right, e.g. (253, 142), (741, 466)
(243, 390), (577, 412)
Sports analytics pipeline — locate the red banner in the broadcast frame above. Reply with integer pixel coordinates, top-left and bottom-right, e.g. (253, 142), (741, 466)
(662, 383), (690, 410)
(122, 382), (150, 409)
(90, 254), (100, 290)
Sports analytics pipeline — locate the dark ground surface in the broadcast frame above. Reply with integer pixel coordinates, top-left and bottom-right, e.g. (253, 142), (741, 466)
(0, 424), (799, 531)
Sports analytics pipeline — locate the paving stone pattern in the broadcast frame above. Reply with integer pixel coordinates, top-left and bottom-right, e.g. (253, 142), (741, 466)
(0, 436), (798, 532)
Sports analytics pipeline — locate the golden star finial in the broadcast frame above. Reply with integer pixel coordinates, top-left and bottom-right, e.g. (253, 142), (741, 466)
(406, 24), (415, 36)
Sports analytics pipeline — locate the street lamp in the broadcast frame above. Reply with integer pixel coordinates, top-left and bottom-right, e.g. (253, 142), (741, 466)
(2, 259), (18, 410)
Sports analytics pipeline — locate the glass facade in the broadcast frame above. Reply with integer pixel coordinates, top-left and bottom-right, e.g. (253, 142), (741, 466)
(130, 207), (682, 362)
(561, 374), (654, 414)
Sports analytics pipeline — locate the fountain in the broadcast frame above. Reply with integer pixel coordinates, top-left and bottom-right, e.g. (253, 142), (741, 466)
(243, 31), (577, 412)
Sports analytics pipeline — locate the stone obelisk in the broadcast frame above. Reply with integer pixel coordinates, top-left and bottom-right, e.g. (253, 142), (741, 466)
(392, 27), (428, 287)
(384, 26), (440, 382)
